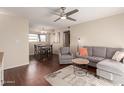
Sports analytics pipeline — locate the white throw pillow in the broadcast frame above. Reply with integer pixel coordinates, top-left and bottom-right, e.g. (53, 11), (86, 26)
(112, 51), (124, 62)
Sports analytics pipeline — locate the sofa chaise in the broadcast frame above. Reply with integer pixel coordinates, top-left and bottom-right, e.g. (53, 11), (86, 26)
(76, 46), (124, 84)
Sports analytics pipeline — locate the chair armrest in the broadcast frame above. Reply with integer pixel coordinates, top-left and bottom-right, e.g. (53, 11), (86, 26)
(59, 50), (62, 59)
(59, 52), (61, 56)
(69, 52), (73, 58)
(122, 58), (124, 64)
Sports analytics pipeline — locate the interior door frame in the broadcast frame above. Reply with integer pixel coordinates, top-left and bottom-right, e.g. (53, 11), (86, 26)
(63, 30), (70, 47)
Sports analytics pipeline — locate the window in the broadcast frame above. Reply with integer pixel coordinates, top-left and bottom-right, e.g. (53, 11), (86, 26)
(28, 34), (39, 42)
(28, 34), (47, 42)
(39, 35), (47, 42)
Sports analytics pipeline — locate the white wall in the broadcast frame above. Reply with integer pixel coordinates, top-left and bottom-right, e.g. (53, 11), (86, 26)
(70, 13), (124, 54)
(0, 14), (29, 69)
(50, 29), (65, 54)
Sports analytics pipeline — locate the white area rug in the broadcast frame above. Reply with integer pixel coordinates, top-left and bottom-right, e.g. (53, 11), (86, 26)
(44, 65), (117, 86)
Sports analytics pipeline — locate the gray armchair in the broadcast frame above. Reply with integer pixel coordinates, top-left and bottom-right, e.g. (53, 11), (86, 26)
(59, 47), (73, 64)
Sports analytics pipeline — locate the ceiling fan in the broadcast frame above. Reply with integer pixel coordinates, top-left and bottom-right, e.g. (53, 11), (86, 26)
(54, 7), (79, 22)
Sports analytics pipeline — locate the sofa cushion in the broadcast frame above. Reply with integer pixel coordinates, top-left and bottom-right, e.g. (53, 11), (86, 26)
(87, 56), (104, 63)
(92, 47), (106, 58)
(84, 46), (92, 56)
(97, 59), (124, 75)
(106, 48), (124, 59)
(59, 60), (72, 64)
(61, 55), (73, 60)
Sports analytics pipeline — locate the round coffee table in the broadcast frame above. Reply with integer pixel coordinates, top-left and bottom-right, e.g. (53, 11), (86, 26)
(72, 58), (89, 76)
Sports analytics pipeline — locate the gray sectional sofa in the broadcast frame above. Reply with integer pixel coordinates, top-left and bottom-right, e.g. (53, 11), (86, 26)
(76, 46), (124, 84)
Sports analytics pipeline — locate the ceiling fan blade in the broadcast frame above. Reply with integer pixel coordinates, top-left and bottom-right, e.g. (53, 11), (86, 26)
(54, 18), (61, 22)
(66, 9), (79, 16)
(67, 17), (76, 21)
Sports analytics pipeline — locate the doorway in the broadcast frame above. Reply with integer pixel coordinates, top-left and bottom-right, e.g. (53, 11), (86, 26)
(63, 31), (70, 47)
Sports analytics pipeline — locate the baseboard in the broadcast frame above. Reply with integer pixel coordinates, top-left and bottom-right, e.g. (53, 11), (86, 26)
(4, 63), (29, 70)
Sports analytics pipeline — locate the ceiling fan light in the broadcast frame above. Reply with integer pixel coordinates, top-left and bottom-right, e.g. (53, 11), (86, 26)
(61, 16), (66, 19)
(40, 31), (47, 34)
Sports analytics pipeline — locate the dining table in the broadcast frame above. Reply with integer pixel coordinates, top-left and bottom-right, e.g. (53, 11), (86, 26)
(34, 44), (53, 59)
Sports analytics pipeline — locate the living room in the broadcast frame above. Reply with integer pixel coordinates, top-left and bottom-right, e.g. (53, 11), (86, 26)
(0, 7), (124, 87)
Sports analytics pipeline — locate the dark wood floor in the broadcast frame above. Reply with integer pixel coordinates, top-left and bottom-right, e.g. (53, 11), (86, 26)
(4, 54), (96, 86)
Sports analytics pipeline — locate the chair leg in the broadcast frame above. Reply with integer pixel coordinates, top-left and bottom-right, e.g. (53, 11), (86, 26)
(96, 75), (100, 79)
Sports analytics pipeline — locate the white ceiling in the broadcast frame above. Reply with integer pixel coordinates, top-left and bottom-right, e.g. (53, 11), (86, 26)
(1, 7), (124, 31)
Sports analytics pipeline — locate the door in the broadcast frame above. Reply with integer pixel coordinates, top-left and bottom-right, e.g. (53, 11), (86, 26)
(63, 31), (70, 47)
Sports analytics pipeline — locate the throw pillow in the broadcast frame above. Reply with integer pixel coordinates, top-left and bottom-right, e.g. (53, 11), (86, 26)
(79, 48), (88, 57)
(112, 51), (124, 62)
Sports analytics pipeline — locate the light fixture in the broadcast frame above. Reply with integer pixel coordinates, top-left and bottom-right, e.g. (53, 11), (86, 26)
(61, 15), (66, 19)
(77, 37), (81, 52)
(40, 31), (47, 34)
(40, 27), (47, 34)
(78, 38), (81, 44)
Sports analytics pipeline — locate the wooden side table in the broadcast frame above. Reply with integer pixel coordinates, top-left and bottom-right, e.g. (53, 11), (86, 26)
(72, 58), (89, 77)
